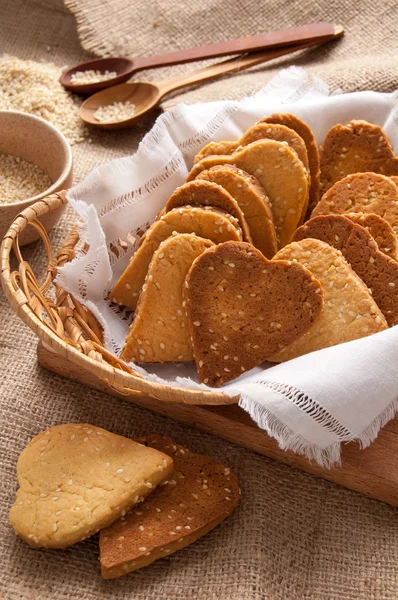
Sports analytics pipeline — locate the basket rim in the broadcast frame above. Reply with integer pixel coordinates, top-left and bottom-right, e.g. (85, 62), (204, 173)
(0, 192), (238, 406)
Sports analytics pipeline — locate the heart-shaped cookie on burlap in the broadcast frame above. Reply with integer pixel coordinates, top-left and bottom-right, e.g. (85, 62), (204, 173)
(100, 435), (239, 578)
(9, 424), (173, 549)
(184, 241), (323, 386)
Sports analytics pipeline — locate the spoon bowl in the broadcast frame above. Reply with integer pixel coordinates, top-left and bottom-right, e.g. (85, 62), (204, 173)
(80, 82), (162, 129)
(60, 57), (134, 95)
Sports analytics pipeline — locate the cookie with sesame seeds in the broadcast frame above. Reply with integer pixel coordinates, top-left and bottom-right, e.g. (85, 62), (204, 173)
(196, 165), (278, 258)
(187, 139), (309, 247)
(269, 239), (387, 363)
(9, 424), (173, 549)
(193, 121), (309, 170)
(312, 172), (398, 239)
(344, 213), (397, 260)
(260, 113), (320, 217)
(319, 120), (398, 197)
(163, 180), (252, 242)
(293, 215), (398, 326)
(121, 234), (214, 363)
(183, 241), (323, 386)
(100, 435), (239, 578)
(109, 206), (242, 310)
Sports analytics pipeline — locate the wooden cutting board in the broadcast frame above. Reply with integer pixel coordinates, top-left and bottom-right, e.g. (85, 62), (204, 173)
(37, 341), (398, 507)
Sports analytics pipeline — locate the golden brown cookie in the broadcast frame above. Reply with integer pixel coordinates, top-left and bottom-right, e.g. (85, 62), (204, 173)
(184, 241), (323, 386)
(164, 180), (252, 242)
(260, 113), (320, 217)
(196, 165), (278, 258)
(110, 207), (242, 310)
(319, 120), (398, 196)
(293, 214), (398, 326)
(344, 213), (397, 259)
(187, 140), (309, 247)
(100, 435), (239, 578)
(9, 424), (173, 549)
(312, 172), (398, 237)
(121, 234), (214, 363)
(269, 239), (387, 362)
(194, 122), (309, 169)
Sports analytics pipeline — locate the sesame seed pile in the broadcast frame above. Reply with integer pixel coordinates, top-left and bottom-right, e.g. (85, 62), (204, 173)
(93, 101), (136, 123)
(0, 153), (52, 204)
(70, 69), (117, 85)
(0, 55), (87, 145)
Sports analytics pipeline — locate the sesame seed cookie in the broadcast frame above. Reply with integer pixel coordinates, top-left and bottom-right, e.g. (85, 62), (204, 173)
(260, 113), (320, 217)
(121, 234), (214, 363)
(344, 213), (397, 259)
(110, 207), (242, 310)
(163, 180), (252, 242)
(196, 165), (278, 258)
(319, 120), (398, 196)
(293, 215), (398, 326)
(100, 435), (239, 578)
(312, 172), (398, 238)
(184, 241), (323, 386)
(269, 239), (387, 363)
(194, 121), (309, 170)
(187, 140), (309, 247)
(9, 424), (173, 549)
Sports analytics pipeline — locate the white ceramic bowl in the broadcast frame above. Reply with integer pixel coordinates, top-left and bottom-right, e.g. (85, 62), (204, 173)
(0, 110), (73, 245)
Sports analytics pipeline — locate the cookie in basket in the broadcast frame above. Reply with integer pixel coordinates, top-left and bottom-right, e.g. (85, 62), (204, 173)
(9, 424), (173, 549)
(196, 165), (278, 258)
(100, 435), (239, 578)
(269, 239), (387, 363)
(194, 121), (309, 170)
(163, 180), (252, 242)
(121, 234), (214, 363)
(260, 113), (320, 217)
(184, 241), (323, 386)
(344, 213), (397, 259)
(187, 140), (309, 247)
(110, 206), (242, 310)
(319, 120), (398, 196)
(312, 172), (398, 237)
(293, 215), (398, 326)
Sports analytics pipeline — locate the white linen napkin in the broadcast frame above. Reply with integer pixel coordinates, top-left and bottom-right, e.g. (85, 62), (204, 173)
(57, 67), (398, 467)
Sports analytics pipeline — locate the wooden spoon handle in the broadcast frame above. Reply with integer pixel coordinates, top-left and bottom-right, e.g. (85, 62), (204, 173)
(133, 23), (341, 72)
(156, 32), (342, 97)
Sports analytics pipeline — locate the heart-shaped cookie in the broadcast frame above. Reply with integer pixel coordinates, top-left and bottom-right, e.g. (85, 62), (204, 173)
(269, 239), (387, 362)
(163, 180), (252, 242)
(319, 120), (398, 196)
(344, 213), (397, 259)
(194, 121), (309, 169)
(9, 424), (173, 548)
(293, 214), (398, 326)
(110, 206), (242, 310)
(121, 234), (214, 363)
(260, 113), (320, 217)
(312, 172), (398, 237)
(100, 435), (239, 578)
(184, 241), (323, 386)
(196, 165), (278, 258)
(187, 140), (309, 247)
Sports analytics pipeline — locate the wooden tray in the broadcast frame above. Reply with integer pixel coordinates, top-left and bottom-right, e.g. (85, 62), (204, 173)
(38, 341), (398, 507)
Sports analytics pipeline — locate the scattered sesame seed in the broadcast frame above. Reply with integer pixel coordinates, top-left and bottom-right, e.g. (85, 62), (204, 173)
(139, 547), (147, 552)
(67, 479), (73, 486)
(115, 468), (124, 474)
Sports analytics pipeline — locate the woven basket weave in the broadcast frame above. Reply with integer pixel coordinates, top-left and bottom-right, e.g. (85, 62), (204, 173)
(0, 192), (237, 406)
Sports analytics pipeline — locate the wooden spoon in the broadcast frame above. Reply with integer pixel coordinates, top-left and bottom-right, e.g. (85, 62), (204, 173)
(62, 22), (341, 95)
(80, 27), (343, 130)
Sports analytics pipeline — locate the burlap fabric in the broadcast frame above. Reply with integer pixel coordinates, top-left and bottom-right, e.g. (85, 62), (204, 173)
(1, 1), (397, 598)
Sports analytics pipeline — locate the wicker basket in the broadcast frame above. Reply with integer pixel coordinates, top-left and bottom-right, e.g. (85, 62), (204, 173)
(0, 192), (237, 406)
